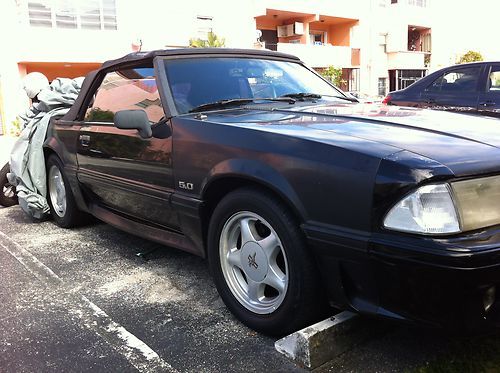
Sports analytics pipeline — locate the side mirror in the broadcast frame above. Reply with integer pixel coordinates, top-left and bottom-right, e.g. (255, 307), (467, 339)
(114, 110), (152, 139)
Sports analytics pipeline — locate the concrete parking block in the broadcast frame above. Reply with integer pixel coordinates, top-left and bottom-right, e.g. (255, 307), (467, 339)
(275, 311), (384, 370)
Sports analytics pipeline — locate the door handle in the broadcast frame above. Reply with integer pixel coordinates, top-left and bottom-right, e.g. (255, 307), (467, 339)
(79, 134), (90, 147)
(479, 101), (496, 107)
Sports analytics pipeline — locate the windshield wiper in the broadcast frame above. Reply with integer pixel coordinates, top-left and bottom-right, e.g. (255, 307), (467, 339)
(322, 94), (358, 103)
(280, 92), (322, 100)
(280, 92), (358, 103)
(189, 97), (296, 113)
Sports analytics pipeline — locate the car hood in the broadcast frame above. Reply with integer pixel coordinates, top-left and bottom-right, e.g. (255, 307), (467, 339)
(197, 102), (500, 177)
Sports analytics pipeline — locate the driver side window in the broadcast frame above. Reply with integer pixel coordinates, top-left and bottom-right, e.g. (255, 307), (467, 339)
(426, 67), (481, 93)
(84, 67), (163, 123)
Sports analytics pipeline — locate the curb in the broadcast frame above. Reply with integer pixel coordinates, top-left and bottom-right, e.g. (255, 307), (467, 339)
(275, 311), (386, 369)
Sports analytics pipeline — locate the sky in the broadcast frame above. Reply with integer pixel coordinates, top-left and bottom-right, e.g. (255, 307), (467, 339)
(433, 0), (500, 61)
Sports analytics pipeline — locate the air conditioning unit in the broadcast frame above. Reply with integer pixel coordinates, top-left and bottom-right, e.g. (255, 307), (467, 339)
(277, 22), (304, 38)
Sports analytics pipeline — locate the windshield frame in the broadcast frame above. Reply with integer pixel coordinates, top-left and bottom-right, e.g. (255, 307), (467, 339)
(154, 54), (348, 117)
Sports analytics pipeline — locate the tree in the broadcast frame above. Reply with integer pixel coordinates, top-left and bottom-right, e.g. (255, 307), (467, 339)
(189, 32), (225, 48)
(319, 66), (345, 87)
(457, 50), (484, 64)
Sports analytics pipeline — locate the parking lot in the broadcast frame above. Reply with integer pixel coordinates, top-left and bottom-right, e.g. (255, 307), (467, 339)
(4, 128), (500, 372)
(0, 205), (304, 372)
(2, 202), (500, 372)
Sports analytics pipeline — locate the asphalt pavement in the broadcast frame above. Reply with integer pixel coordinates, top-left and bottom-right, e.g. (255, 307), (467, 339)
(0, 203), (482, 373)
(0, 206), (307, 372)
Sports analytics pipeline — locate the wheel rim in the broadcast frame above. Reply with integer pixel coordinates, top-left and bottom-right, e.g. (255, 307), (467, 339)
(48, 165), (66, 217)
(219, 211), (289, 314)
(2, 183), (15, 199)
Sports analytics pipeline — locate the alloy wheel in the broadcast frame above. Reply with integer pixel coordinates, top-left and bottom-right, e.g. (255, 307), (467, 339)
(219, 211), (289, 314)
(48, 165), (67, 217)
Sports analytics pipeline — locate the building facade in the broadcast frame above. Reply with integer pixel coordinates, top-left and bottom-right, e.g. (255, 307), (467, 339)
(253, 0), (433, 96)
(0, 0), (435, 135)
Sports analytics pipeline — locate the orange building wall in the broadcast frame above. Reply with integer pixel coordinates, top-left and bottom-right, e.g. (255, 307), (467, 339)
(330, 23), (352, 46)
(19, 62), (102, 81)
(256, 18), (280, 31)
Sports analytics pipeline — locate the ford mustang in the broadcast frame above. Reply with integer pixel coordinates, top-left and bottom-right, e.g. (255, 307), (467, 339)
(44, 48), (500, 336)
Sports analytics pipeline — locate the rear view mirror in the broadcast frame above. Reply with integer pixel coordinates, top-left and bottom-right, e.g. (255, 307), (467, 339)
(114, 110), (152, 139)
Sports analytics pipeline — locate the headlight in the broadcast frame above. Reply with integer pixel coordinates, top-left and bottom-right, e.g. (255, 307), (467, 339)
(451, 175), (500, 232)
(384, 176), (500, 235)
(383, 184), (460, 235)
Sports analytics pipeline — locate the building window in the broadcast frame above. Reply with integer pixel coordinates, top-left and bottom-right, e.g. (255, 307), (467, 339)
(379, 33), (387, 53)
(349, 68), (360, 92)
(422, 33), (431, 53)
(80, 0), (103, 30)
(309, 31), (326, 45)
(26, 0), (117, 30)
(390, 69), (426, 91)
(408, 0), (427, 7)
(55, 1), (77, 29)
(340, 68), (360, 92)
(196, 15), (213, 40)
(28, 1), (52, 27)
(378, 78), (387, 96)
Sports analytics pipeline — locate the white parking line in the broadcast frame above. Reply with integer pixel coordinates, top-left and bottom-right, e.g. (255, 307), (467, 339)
(0, 230), (178, 373)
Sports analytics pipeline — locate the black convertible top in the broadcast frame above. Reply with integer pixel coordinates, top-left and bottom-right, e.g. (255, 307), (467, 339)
(101, 48), (300, 69)
(62, 48), (301, 121)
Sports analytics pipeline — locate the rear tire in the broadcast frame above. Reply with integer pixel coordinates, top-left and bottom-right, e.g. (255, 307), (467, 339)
(0, 163), (18, 207)
(208, 187), (325, 336)
(46, 155), (87, 228)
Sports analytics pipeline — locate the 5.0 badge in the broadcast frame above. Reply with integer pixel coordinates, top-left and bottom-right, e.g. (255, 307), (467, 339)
(178, 181), (194, 190)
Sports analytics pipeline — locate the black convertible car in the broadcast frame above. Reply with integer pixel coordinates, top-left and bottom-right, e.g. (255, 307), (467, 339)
(44, 48), (500, 336)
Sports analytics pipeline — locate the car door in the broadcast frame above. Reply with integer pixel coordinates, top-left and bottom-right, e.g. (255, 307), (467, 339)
(419, 65), (482, 114)
(477, 64), (500, 118)
(76, 65), (179, 229)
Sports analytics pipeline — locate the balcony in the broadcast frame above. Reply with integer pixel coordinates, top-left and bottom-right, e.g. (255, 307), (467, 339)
(276, 43), (353, 68)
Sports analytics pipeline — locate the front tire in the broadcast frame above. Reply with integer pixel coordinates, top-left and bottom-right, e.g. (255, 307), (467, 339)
(208, 188), (325, 336)
(0, 163), (18, 207)
(46, 155), (87, 228)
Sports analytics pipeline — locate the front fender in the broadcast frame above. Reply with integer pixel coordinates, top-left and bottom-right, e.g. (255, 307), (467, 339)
(201, 158), (308, 221)
(372, 150), (455, 232)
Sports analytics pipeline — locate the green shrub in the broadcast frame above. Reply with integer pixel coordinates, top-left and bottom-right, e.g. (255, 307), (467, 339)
(319, 66), (346, 87)
(457, 50), (483, 64)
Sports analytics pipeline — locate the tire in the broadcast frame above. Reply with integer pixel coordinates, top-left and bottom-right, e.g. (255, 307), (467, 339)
(0, 163), (18, 207)
(208, 187), (325, 336)
(46, 155), (87, 228)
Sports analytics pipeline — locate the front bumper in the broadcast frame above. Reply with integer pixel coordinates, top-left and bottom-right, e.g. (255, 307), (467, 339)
(305, 223), (500, 333)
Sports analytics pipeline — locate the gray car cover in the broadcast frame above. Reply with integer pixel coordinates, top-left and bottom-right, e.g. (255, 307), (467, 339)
(8, 77), (83, 220)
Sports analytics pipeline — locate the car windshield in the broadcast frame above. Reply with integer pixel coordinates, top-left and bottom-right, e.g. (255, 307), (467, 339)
(162, 57), (346, 114)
